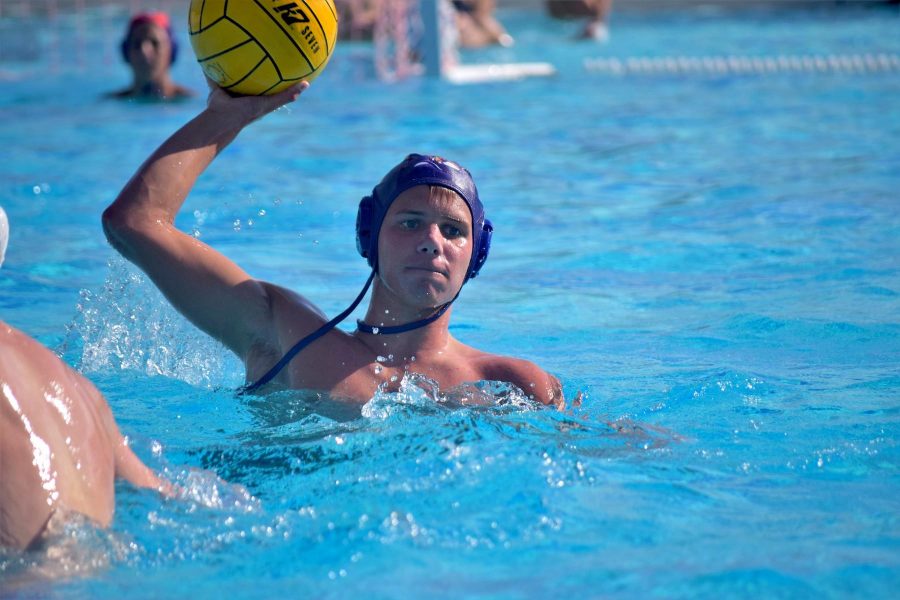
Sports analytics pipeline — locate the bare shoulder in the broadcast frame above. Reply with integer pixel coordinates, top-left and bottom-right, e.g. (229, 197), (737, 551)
(259, 281), (328, 326)
(0, 321), (115, 439)
(0, 322), (104, 400)
(0, 322), (48, 374)
(244, 281), (329, 367)
(470, 350), (562, 407)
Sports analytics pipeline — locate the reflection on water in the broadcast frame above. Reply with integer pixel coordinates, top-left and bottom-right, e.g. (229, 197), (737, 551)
(1, 2), (897, 597)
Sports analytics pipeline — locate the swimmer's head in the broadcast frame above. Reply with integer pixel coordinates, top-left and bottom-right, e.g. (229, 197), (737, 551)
(120, 11), (178, 66)
(0, 206), (8, 268)
(356, 154), (493, 281)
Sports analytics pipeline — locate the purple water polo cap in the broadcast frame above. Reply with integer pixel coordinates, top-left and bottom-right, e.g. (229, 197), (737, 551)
(355, 154), (493, 281)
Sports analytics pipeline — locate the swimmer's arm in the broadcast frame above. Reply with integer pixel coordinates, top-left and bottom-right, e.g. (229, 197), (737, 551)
(90, 372), (171, 494)
(102, 82), (309, 358)
(113, 436), (169, 493)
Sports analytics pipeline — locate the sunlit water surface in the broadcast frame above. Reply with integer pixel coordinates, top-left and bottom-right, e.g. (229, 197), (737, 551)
(1, 4), (899, 598)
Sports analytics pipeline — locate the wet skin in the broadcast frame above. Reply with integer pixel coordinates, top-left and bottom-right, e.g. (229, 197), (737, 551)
(102, 82), (563, 406)
(0, 322), (162, 549)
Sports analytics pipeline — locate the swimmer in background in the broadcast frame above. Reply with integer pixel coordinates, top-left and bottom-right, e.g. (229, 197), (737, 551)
(454, 0), (515, 48)
(107, 11), (193, 101)
(546, 0), (613, 41)
(334, 0), (513, 48)
(334, 0), (378, 41)
(102, 81), (564, 408)
(0, 207), (168, 549)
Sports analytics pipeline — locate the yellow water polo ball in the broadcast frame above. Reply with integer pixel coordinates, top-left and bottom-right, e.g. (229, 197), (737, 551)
(188, 0), (338, 95)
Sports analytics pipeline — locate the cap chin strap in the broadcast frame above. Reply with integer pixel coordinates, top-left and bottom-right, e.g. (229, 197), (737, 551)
(356, 299), (453, 335)
(357, 261), (463, 334)
(240, 270), (376, 395)
(240, 270), (461, 395)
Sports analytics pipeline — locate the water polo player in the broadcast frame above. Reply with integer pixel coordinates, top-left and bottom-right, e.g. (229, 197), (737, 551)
(107, 11), (193, 100)
(103, 82), (562, 406)
(0, 206), (166, 549)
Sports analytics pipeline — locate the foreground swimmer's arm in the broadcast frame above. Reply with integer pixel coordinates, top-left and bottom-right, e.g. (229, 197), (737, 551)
(103, 82), (311, 361)
(103, 403), (169, 494)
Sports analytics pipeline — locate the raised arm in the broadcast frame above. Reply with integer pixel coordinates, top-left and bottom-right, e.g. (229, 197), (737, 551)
(102, 82), (308, 359)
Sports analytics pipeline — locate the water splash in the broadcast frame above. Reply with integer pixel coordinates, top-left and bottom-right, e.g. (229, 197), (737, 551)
(361, 373), (441, 419)
(361, 373), (540, 420)
(63, 258), (241, 389)
(0, 511), (133, 587)
(162, 467), (261, 515)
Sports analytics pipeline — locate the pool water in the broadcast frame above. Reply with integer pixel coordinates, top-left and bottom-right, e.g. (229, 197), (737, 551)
(1, 3), (899, 598)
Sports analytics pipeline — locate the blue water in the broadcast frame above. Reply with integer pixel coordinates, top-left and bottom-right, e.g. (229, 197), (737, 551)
(1, 3), (899, 598)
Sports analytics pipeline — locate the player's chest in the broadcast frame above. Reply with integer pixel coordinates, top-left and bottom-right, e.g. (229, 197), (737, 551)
(288, 351), (481, 403)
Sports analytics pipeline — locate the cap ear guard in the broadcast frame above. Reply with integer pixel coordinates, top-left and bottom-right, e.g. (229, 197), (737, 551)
(355, 195), (374, 266)
(468, 219), (492, 280)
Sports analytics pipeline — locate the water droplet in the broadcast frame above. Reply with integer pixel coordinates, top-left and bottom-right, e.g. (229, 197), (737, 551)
(372, 327), (380, 334)
(32, 185), (41, 195)
(390, 375), (398, 382)
(258, 209), (266, 216)
(374, 365), (382, 374)
(376, 355), (387, 363)
(247, 219), (254, 227)
(233, 219), (241, 231)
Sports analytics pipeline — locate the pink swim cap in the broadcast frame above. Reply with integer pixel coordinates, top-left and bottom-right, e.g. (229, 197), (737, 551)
(127, 11), (171, 32)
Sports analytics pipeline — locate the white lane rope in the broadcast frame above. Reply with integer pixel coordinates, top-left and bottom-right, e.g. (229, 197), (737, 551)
(584, 53), (900, 75)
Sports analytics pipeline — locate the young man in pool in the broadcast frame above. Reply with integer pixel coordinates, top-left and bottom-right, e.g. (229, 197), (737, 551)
(102, 82), (563, 406)
(0, 207), (165, 549)
(107, 11), (193, 101)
